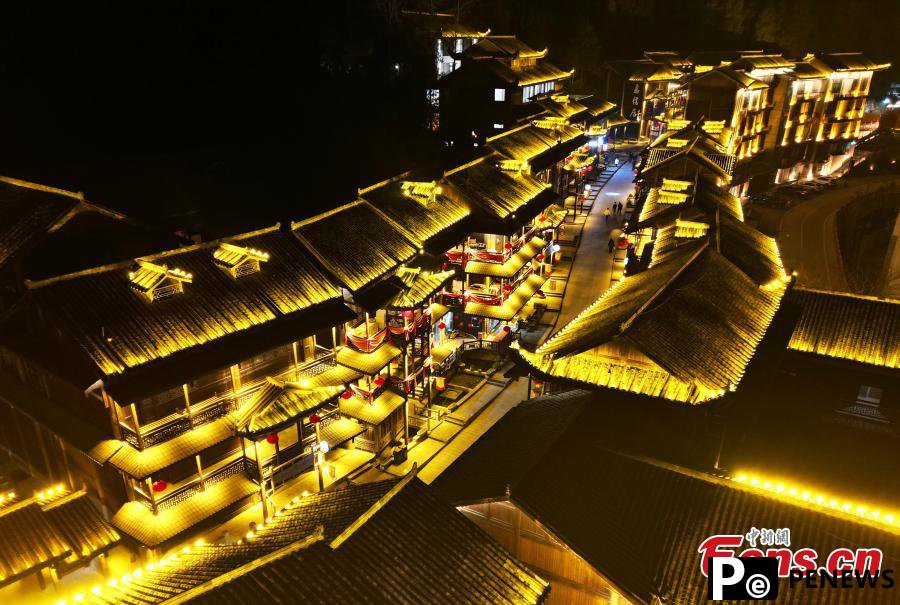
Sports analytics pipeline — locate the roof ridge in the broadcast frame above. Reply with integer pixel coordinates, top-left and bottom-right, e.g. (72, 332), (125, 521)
(329, 465), (419, 550)
(0, 175), (84, 201)
(619, 240), (709, 333)
(39, 489), (87, 511)
(291, 200), (363, 230)
(357, 170), (413, 195)
(24, 224), (284, 289)
(794, 287), (900, 305)
(162, 526), (326, 604)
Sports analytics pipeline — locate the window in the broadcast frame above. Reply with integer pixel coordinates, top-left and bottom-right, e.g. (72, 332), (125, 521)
(521, 80), (555, 103)
(857, 385), (883, 405)
(494, 88), (506, 102)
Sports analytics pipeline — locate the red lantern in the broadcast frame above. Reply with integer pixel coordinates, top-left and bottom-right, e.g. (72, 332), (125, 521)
(504, 243), (512, 250)
(266, 433), (278, 444)
(434, 376), (446, 391)
(588, 166), (594, 172)
(503, 325), (511, 333)
(437, 322), (446, 330)
(374, 376), (385, 386)
(538, 215), (546, 222)
(402, 310), (414, 318)
(536, 253), (545, 261)
(151, 480), (168, 493)
(341, 390), (353, 400)
(309, 413), (321, 424)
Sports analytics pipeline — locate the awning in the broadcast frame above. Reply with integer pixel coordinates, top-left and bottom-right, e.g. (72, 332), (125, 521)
(335, 343), (402, 376)
(234, 378), (341, 438)
(319, 417), (366, 448)
(465, 273), (549, 321)
(339, 390), (405, 425)
(465, 237), (547, 278)
(107, 416), (236, 479)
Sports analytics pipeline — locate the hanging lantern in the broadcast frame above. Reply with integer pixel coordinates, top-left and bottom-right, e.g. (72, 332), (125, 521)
(434, 376), (446, 391)
(374, 376), (385, 386)
(341, 390), (353, 400)
(504, 242), (512, 250)
(402, 309), (414, 318)
(309, 413), (321, 424)
(437, 322), (446, 330)
(266, 433), (279, 445)
(502, 325), (511, 333)
(538, 215), (546, 222)
(151, 480), (168, 493)
(588, 166), (594, 172)
(536, 253), (545, 261)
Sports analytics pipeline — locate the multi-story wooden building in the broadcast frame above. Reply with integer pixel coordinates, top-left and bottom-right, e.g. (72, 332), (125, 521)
(439, 35), (574, 145)
(602, 50), (890, 194)
(0, 109), (609, 551)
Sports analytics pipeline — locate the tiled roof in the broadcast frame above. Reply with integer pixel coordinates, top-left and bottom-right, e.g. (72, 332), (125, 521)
(335, 343), (402, 375)
(0, 488), (119, 586)
(385, 269), (455, 309)
(480, 59), (573, 86)
(642, 123), (735, 180)
(339, 389), (405, 425)
(519, 238), (787, 403)
(27, 226), (348, 395)
(293, 201), (420, 292)
(233, 378), (342, 437)
(487, 123), (583, 164)
(0, 176), (82, 270)
(443, 156), (552, 220)
(89, 476), (549, 605)
(788, 289), (899, 368)
(359, 177), (470, 251)
(434, 392), (900, 605)
(465, 273), (548, 321)
(465, 236), (547, 277)
(106, 416), (235, 478)
(635, 176), (743, 230)
(464, 36), (544, 60)
(815, 52), (890, 72)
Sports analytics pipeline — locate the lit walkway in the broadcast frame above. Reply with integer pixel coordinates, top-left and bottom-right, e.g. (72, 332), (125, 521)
(373, 157), (639, 485)
(554, 161), (634, 330)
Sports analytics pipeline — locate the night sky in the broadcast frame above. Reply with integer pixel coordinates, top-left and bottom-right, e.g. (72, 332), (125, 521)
(1, 1), (896, 237)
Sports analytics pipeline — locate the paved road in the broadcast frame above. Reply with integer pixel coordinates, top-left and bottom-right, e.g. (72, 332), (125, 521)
(554, 161), (633, 329)
(777, 176), (900, 292)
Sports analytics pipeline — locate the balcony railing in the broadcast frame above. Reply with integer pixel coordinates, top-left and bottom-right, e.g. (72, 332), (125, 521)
(123, 348), (336, 450)
(134, 454), (247, 512)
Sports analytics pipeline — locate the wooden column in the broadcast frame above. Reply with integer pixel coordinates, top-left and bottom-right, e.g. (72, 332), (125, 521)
(33, 419), (54, 482)
(130, 404), (145, 450)
(292, 342), (300, 379)
(145, 477), (158, 516)
(56, 436), (75, 489)
(101, 386), (122, 440)
(253, 440), (269, 521)
(195, 455), (205, 492)
(181, 383), (194, 428)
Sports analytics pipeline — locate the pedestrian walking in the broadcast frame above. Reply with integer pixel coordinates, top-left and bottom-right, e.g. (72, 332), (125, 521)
(604, 207), (611, 223)
(608, 237), (615, 253)
(618, 202), (623, 215)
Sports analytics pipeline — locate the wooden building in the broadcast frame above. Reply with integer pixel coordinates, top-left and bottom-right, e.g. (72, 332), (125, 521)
(602, 50), (890, 193)
(0, 485), (119, 592)
(79, 472), (550, 604)
(440, 35), (574, 145)
(433, 390), (900, 605)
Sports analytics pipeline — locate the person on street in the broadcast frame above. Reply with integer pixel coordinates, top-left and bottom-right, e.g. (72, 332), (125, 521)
(604, 207), (611, 223)
(608, 237), (615, 253)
